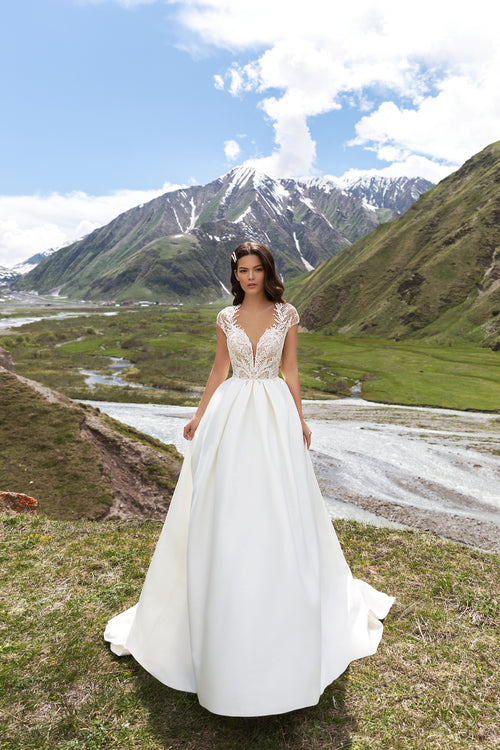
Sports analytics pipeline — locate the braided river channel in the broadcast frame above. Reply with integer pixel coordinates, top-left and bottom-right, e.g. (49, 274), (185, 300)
(82, 397), (500, 553)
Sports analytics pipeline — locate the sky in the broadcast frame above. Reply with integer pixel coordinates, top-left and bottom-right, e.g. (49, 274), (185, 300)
(1, 0), (500, 267)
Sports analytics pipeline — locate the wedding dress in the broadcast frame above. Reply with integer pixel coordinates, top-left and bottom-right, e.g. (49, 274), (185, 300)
(104, 301), (394, 717)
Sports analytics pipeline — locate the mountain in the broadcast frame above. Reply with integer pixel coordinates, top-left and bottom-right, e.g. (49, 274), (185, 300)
(0, 251), (54, 284)
(298, 174), (433, 216)
(12, 168), (432, 303)
(0, 266), (15, 283)
(290, 142), (500, 349)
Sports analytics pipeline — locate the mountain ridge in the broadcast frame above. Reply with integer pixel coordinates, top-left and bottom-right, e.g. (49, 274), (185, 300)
(11, 167), (432, 302)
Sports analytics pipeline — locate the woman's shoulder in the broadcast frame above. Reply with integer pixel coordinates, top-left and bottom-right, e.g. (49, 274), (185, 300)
(216, 305), (238, 331)
(278, 301), (300, 327)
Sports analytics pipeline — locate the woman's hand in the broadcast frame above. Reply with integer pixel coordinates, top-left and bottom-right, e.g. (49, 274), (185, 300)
(301, 419), (312, 449)
(184, 415), (200, 441)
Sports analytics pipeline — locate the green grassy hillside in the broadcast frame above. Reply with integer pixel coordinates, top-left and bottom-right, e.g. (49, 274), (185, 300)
(0, 369), (181, 519)
(0, 370), (113, 519)
(291, 142), (500, 349)
(1, 513), (498, 750)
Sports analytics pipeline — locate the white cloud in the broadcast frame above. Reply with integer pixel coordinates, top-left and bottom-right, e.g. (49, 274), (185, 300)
(224, 139), (241, 162)
(0, 183), (183, 268)
(170, 0), (500, 178)
(213, 74), (224, 90)
(350, 59), (500, 166)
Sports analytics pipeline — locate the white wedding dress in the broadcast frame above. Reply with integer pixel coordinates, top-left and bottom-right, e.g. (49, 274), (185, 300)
(104, 301), (394, 717)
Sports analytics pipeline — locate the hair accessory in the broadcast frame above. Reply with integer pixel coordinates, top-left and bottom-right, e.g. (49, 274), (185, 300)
(231, 251), (237, 263)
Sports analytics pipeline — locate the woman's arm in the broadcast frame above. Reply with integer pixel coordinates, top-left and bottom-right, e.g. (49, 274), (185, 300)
(280, 324), (312, 449)
(183, 325), (230, 440)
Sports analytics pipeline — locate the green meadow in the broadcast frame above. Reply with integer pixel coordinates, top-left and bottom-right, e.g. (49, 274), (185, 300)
(296, 335), (500, 411)
(1, 305), (499, 411)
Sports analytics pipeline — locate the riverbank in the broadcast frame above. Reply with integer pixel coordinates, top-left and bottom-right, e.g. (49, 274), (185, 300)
(305, 399), (500, 553)
(83, 398), (500, 554)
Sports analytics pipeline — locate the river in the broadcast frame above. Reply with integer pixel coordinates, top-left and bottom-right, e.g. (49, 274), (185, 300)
(81, 396), (500, 548)
(0, 310), (118, 331)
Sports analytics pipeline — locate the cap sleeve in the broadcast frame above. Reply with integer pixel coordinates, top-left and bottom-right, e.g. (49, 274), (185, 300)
(216, 307), (231, 335)
(284, 303), (300, 329)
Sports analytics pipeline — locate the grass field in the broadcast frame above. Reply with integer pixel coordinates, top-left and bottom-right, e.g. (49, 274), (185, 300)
(296, 334), (500, 410)
(1, 305), (499, 411)
(0, 513), (498, 750)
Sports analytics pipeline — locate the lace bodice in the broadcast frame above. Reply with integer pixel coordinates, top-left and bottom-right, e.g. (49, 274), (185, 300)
(216, 302), (300, 380)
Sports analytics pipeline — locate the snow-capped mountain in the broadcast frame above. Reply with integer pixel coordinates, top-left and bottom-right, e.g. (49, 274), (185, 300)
(297, 174), (433, 215)
(337, 175), (433, 215)
(0, 266), (16, 282)
(0, 251), (54, 283)
(13, 167), (433, 302)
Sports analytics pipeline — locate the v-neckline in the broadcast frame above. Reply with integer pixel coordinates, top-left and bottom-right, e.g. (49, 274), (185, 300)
(233, 302), (280, 362)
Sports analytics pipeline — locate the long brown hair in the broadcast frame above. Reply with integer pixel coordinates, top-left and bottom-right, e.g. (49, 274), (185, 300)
(230, 242), (284, 305)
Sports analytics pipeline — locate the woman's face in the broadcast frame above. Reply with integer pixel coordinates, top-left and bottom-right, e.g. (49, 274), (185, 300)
(235, 254), (265, 296)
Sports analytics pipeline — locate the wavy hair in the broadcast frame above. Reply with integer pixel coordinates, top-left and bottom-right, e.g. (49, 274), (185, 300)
(230, 242), (284, 305)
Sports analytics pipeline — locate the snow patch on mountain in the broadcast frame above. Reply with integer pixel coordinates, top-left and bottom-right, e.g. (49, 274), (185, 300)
(187, 198), (197, 231)
(297, 173), (433, 216)
(293, 232), (315, 271)
(234, 206), (252, 224)
(221, 165), (255, 205)
(172, 208), (184, 232)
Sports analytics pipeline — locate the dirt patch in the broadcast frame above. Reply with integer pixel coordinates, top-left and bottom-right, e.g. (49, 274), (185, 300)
(79, 412), (180, 520)
(0, 346), (15, 372)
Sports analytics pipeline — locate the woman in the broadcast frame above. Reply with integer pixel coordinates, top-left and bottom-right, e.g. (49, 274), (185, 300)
(104, 241), (394, 717)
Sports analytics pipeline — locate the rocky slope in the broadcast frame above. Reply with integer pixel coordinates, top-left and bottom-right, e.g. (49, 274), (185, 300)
(12, 167), (432, 302)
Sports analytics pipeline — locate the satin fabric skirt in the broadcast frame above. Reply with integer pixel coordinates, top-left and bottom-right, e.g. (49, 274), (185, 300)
(104, 376), (394, 717)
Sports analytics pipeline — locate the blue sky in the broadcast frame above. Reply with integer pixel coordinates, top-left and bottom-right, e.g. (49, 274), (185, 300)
(1, 0), (499, 266)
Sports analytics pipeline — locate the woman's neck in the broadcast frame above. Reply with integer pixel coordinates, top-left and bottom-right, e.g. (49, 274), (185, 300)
(240, 293), (272, 310)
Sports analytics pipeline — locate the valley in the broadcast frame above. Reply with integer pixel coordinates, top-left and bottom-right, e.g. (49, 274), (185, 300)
(1, 303), (499, 410)
(1, 303), (498, 551)
(2, 141), (500, 548)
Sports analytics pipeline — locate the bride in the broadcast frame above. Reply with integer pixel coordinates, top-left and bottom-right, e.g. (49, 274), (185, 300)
(104, 241), (394, 717)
